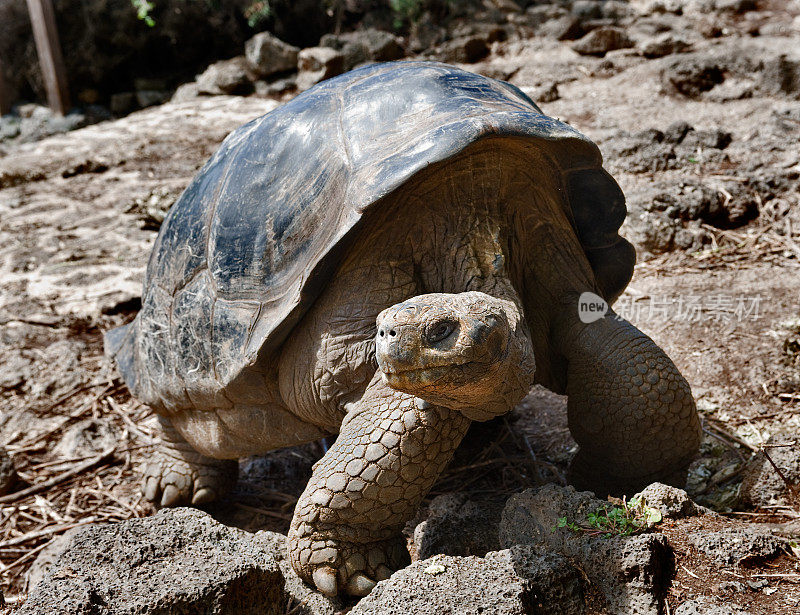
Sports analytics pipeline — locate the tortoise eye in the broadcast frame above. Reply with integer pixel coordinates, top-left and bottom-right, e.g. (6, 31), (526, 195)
(427, 321), (457, 344)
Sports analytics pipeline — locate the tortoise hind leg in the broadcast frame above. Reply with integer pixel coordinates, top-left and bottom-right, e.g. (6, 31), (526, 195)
(143, 415), (238, 507)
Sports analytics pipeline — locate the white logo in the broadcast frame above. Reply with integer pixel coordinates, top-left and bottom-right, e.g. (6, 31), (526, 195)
(578, 292), (608, 324)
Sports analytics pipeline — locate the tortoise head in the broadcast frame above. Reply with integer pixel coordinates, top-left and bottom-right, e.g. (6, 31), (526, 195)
(375, 291), (535, 421)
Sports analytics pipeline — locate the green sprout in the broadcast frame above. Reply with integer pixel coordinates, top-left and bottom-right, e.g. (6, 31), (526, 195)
(131, 0), (155, 27)
(244, 1), (272, 28)
(555, 497), (663, 539)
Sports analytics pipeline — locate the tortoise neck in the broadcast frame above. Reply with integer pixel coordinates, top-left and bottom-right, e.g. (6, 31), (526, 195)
(413, 206), (521, 305)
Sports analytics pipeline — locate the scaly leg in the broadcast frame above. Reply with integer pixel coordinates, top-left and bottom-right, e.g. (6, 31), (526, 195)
(143, 415), (238, 507)
(559, 311), (701, 497)
(288, 373), (470, 596)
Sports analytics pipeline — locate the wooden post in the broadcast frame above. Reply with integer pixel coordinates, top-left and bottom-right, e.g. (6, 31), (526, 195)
(0, 57), (11, 115)
(26, 0), (70, 115)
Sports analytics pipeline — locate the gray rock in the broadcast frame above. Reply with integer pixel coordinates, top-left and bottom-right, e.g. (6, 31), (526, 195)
(714, 0), (757, 12)
(601, 0), (636, 19)
(689, 527), (789, 566)
(5, 106), (108, 144)
(487, 545), (586, 615)
(741, 433), (800, 507)
(0, 447), (16, 496)
(0, 115), (21, 141)
(622, 173), (759, 256)
(0, 349), (31, 389)
(500, 485), (674, 615)
(171, 82), (203, 102)
(760, 54), (800, 98)
(320, 28), (404, 71)
(408, 15), (446, 53)
(530, 82), (560, 103)
(349, 554), (533, 615)
(675, 597), (753, 615)
(661, 47), (800, 100)
(682, 127), (732, 150)
(409, 493), (501, 560)
(642, 179), (755, 227)
(18, 508), (285, 615)
(634, 483), (708, 520)
(571, 0), (604, 20)
(523, 4), (569, 29)
(435, 35), (490, 64)
(296, 47), (345, 91)
(661, 54), (728, 98)
(663, 120), (693, 143)
(640, 34), (691, 58)
(25, 528), (82, 591)
(254, 77), (297, 98)
(245, 31), (300, 78)
(538, 15), (586, 40)
(571, 26), (634, 56)
(52, 417), (118, 460)
(196, 56), (254, 96)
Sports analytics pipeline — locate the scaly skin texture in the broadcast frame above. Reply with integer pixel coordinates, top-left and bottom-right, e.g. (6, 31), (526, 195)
(288, 373), (472, 596)
(143, 416), (238, 507)
(561, 310), (701, 496)
(288, 292), (535, 595)
(137, 146), (700, 597)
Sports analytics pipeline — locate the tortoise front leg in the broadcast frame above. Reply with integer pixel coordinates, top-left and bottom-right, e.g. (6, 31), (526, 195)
(288, 372), (470, 596)
(557, 309), (702, 497)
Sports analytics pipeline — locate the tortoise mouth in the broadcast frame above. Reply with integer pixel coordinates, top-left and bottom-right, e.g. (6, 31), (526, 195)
(380, 361), (474, 390)
(379, 359), (472, 376)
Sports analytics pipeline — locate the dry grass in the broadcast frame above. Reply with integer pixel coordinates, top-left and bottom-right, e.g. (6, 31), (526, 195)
(0, 377), (156, 601)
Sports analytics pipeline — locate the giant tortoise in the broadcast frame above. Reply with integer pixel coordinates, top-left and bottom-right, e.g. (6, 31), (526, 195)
(106, 61), (701, 596)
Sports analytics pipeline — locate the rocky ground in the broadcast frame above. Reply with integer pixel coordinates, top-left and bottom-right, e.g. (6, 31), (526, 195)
(1, 0), (800, 613)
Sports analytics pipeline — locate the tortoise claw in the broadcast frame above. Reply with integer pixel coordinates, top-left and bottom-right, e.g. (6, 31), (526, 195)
(313, 566), (338, 596)
(191, 487), (215, 505)
(375, 564), (393, 581)
(144, 476), (159, 502)
(347, 573), (376, 596)
(161, 484), (181, 507)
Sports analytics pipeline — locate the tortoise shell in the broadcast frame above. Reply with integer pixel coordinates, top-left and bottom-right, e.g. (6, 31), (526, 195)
(106, 61), (634, 412)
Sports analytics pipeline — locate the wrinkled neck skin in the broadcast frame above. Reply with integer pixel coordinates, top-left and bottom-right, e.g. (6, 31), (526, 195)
(362, 154), (539, 420)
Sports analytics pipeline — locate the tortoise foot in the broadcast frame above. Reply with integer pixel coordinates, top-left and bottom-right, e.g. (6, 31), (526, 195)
(142, 444), (237, 507)
(288, 532), (409, 597)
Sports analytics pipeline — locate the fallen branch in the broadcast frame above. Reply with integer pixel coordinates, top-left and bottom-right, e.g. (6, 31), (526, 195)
(0, 448), (116, 505)
(0, 517), (97, 550)
(762, 445), (800, 506)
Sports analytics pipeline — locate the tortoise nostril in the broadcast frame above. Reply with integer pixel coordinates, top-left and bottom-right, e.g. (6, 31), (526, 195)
(389, 329), (396, 337)
(379, 329), (385, 337)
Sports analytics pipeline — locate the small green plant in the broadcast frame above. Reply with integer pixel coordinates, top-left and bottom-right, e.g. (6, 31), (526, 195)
(555, 497), (663, 539)
(244, 1), (272, 28)
(131, 0), (270, 28)
(389, 0), (425, 31)
(131, 0), (156, 27)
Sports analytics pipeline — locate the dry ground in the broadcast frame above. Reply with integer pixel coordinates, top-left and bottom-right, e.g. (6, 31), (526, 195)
(1, 3), (799, 611)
